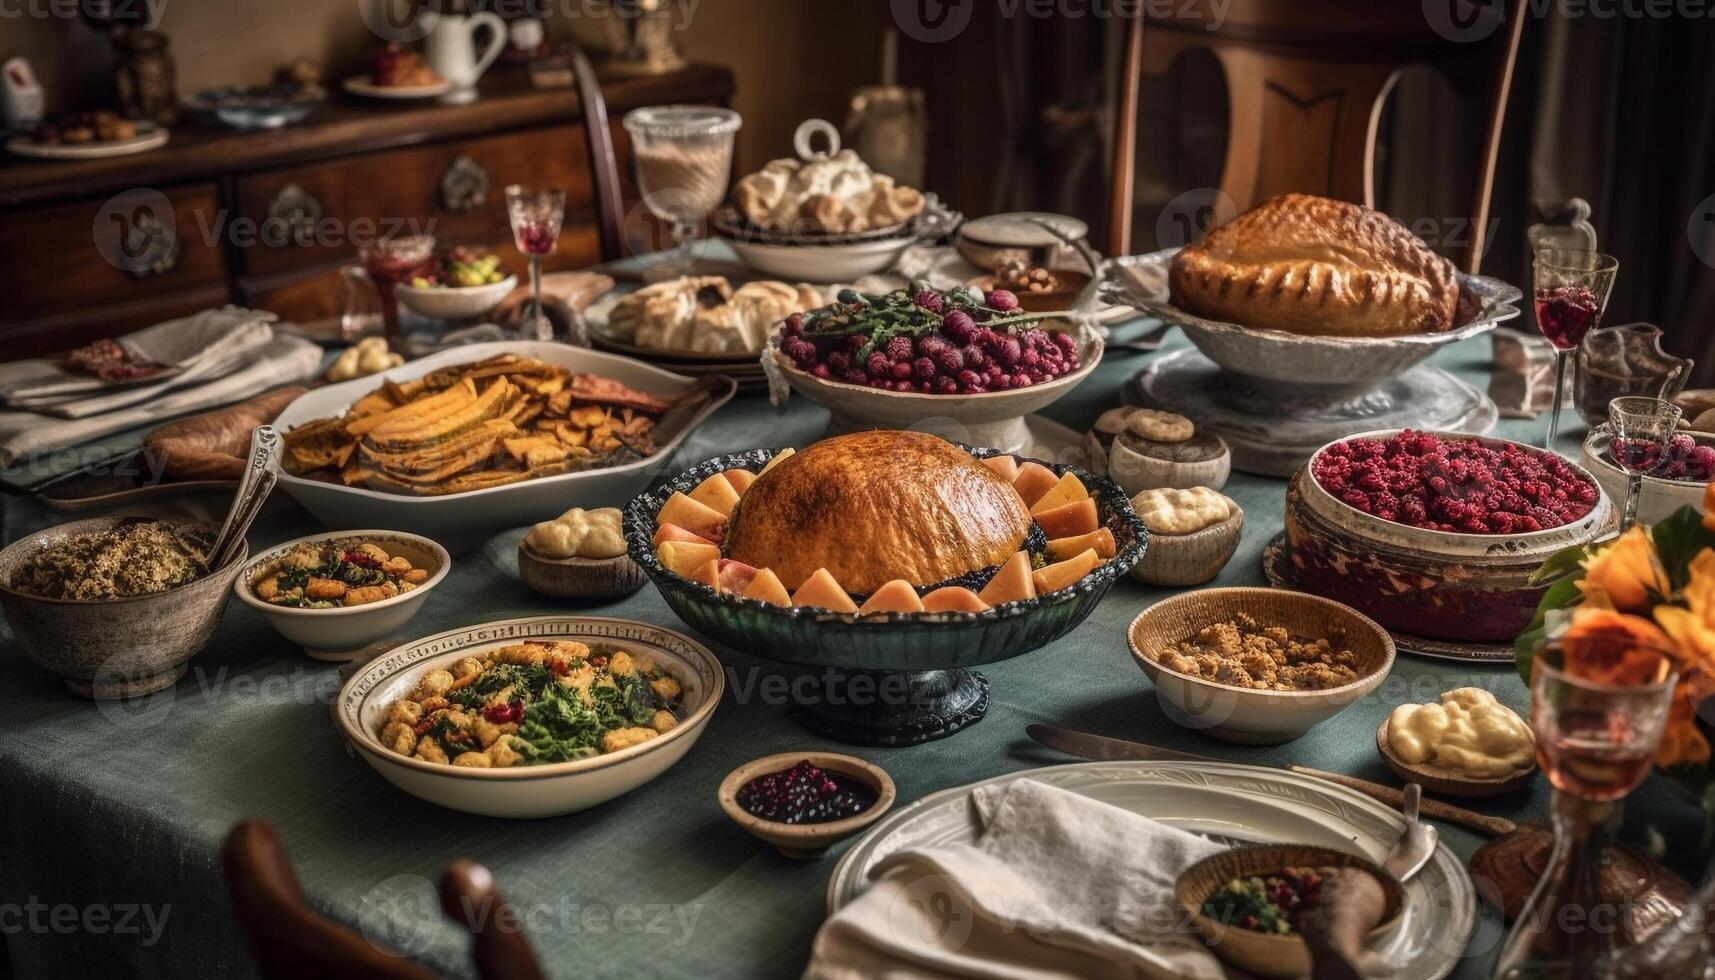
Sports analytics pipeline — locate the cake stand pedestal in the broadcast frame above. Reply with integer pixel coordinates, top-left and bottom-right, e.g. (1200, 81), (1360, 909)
(822, 411), (1088, 464)
(788, 667), (990, 747)
(1130, 349), (1499, 477)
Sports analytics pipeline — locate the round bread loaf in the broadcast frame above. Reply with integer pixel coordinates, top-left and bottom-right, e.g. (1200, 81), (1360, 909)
(724, 431), (1033, 594)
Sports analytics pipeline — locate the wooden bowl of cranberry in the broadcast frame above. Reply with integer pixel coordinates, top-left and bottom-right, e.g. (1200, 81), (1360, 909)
(1280, 429), (1613, 643)
(719, 753), (895, 858)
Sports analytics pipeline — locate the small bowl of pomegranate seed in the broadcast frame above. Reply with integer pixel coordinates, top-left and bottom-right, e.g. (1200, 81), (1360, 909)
(719, 752), (896, 858)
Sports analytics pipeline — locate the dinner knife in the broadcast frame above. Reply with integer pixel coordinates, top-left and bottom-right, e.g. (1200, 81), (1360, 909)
(1026, 724), (1518, 838)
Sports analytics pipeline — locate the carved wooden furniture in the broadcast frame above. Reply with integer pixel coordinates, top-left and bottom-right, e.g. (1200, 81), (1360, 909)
(0, 65), (732, 360)
(221, 820), (547, 980)
(1107, 0), (1525, 272)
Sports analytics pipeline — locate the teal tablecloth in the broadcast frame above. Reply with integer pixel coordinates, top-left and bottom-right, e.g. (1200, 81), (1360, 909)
(0, 327), (1705, 980)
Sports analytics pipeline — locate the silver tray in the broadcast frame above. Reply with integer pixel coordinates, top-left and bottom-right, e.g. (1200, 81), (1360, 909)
(1103, 248), (1521, 389)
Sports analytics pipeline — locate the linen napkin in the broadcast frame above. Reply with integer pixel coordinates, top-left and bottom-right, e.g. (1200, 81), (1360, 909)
(0, 307), (277, 414)
(804, 779), (1226, 980)
(0, 333), (322, 465)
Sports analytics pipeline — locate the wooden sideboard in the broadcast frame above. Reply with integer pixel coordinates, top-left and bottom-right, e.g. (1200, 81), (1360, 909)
(0, 65), (734, 360)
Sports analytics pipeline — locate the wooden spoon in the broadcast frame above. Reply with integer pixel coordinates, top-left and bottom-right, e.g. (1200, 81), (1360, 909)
(1376, 717), (1537, 799)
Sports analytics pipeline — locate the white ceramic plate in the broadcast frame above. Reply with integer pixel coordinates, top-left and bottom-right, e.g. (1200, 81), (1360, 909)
(271, 341), (735, 552)
(828, 760), (1475, 980)
(724, 234), (917, 283)
(395, 275), (517, 321)
(335, 615), (723, 818)
(7, 122), (168, 160)
(342, 75), (453, 99)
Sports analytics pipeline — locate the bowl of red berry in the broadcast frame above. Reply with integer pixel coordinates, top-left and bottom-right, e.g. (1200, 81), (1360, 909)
(719, 752), (895, 858)
(1580, 427), (1715, 527)
(770, 284), (1102, 454)
(1281, 430), (1613, 644)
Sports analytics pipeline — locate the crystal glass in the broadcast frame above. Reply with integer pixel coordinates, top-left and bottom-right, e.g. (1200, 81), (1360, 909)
(1534, 249), (1619, 452)
(1493, 639), (1677, 980)
(505, 185), (565, 341)
(360, 234), (436, 341)
(1608, 396), (1681, 530)
(621, 105), (741, 275)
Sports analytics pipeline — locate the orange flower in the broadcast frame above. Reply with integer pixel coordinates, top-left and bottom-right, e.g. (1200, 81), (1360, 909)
(1703, 482), (1715, 533)
(1656, 686), (1712, 769)
(1577, 527), (1669, 613)
(1559, 607), (1674, 686)
(1651, 551), (1715, 767)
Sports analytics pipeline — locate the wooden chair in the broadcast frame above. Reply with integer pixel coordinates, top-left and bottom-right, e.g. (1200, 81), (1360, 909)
(222, 820), (546, 980)
(569, 44), (627, 262)
(1107, 0), (1526, 272)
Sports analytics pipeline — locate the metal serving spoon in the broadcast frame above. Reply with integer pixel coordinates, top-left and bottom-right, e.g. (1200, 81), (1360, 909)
(206, 424), (281, 571)
(1382, 783), (1438, 882)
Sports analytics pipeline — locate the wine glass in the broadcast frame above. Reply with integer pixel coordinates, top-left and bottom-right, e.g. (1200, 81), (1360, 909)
(1493, 638), (1676, 980)
(504, 185), (566, 341)
(1607, 396), (1681, 530)
(359, 234), (436, 341)
(1534, 249), (1619, 452)
(621, 105), (741, 276)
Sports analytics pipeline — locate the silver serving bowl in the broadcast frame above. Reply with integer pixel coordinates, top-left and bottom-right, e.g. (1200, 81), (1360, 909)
(1104, 248), (1521, 390)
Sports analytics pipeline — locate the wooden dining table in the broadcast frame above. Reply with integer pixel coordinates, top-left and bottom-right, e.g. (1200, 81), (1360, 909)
(0, 255), (1705, 980)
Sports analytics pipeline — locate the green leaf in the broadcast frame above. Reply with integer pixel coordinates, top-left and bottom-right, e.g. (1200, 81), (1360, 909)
(1528, 542), (1596, 586)
(1650, 504), (1715, 591)
(1514, 576), (1586, 683)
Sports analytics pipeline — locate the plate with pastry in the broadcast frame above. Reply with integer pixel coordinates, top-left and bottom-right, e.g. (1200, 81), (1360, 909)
(7, 116), (167, 160)
(1103, 194), (1522, 388)
(712, 120), (959, 282)
(343, 45), (451, 99)
(589, 275), (824, 362)
(622, 430), (1146, 745)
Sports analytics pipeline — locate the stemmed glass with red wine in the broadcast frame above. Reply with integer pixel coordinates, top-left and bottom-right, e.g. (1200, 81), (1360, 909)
(1607, 396), (1681, 530)
(1533, 249), (1618, 451)
(505, 185), (566, 341)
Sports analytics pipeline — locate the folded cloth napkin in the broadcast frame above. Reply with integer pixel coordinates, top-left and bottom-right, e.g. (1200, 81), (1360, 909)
(0, 333), (322, 466)
(0, 307), (277, 412)
(804, 779), (1226, 980)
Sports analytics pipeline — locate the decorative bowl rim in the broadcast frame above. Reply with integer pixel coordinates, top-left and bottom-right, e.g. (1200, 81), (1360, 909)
(233, 529), (452, 619)
(1301, 428), (1610, 543)
(0, 516), (247, 606)
(1578, 426), (1713, 491)
(717, 751), (898, 838)
(623, 442), (1148, 626)
(335, 614), (725, 781)
(1126, 586), (1398, 700)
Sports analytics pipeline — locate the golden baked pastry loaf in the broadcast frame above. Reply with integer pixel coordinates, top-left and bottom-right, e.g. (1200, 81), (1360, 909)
(723, 431), (1033, 594)
(1168, 194), (1461, 338)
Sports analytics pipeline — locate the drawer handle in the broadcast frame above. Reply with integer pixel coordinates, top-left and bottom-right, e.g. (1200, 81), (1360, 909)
(119, 207), (181, 278)
(441, 155), (489, 213)
(268, 183), (324, 246)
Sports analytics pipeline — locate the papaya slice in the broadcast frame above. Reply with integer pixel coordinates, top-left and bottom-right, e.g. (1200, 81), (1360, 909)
(790, 567), (857, 613)
(717, 559), (759, 594)
(742, 568), (792, 606)
(760, 447), (796, 475)
(1030, 472), (1089, 516)
(689, 473), (742, 518)
(980, 455), (1020, 483)
(1032, 548), (1103, 595)
(722, 468), (758, 495)
(1047, 528), (1116, 561)
(658, 540), (722, 578)
(1012, 462), (1060, 507)
(859, 580), (926, 615)
(657, 492), (727, 542)
(689, 558), (722, 590)
(652, 522), (716, 547)
(922, 586), (989, 613)
(978, 552), (1036, 606)
(1035, 498), (1099, 539)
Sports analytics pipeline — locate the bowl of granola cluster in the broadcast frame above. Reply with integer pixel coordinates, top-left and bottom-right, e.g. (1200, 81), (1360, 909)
(1127, 588), (1394, 744)
(1280, 430), (1613, 644)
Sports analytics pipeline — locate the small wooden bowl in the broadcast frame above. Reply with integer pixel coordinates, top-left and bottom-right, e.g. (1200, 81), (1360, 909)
(1176, 843), (1405, 980)
(1375, 716), (1537, 798)
(1130, 505), (1243, 587)
(516, 542), (646, 600)
(718, 752), (896, 859)
(1109, 431), (1231, 494)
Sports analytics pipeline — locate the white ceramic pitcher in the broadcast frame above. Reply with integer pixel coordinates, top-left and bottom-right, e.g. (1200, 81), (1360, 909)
(425, 11), (506, 101)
